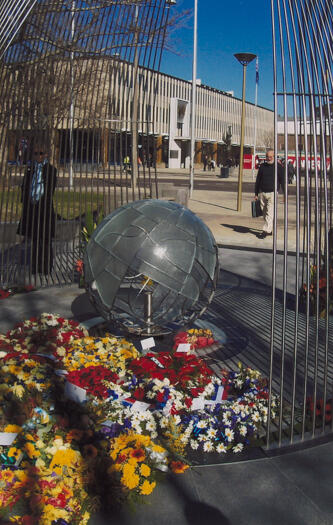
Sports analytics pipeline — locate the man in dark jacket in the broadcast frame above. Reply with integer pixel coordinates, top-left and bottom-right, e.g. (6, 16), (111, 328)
(254, 149), (285, 239)
(17, 145), (57, 275)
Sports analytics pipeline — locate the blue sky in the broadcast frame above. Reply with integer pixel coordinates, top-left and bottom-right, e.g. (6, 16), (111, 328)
(161, 0), (274, 110)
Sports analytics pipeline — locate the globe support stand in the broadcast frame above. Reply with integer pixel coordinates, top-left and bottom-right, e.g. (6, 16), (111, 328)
(144, 290), (153, 335)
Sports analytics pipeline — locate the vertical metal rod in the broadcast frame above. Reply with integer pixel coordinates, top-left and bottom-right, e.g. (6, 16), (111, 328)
(237, 64), (247, 212)
(69, 0), (75, 189)
(252, 57), (259, 181)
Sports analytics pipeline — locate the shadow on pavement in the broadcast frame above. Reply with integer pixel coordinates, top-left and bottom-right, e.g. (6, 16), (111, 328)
(191, 199), (236, 212)
(221, 223), (262, 237)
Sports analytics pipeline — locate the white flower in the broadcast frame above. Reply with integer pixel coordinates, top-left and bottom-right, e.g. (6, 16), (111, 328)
(172, 415), (181, 425)
(190, 440), (199, 450)
(239, 425), (247, 436)
(224, 427), (234, 442)
(158, 416), (169, 428)
(216, 443), (227, 454)
(146, 421), (156, 432)
(196, 420), (207, 429)
(232, 443), (244, 453)
(46, 318), (58, 326)
(207, 428), (217, 439)
(203, 441), (214, 452)
(146, 391), (155, 399)
(222, 412), (231, 424)
(251, 411), (261, 423)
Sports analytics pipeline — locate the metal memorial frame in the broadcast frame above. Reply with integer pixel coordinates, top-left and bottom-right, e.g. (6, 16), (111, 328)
(0, 0), (332, 452)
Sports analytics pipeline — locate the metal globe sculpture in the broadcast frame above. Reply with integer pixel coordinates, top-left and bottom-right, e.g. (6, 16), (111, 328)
(84, 199), (219, 334)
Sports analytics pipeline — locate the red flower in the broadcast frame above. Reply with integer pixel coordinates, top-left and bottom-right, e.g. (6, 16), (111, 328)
(184, 397), (192, 408)
(116, 453), (127, 464)
(75, 259), (84, 275)
(133, 387), (145, 400)
(0, 288), (10, 299)
(156, 391), (165, 402)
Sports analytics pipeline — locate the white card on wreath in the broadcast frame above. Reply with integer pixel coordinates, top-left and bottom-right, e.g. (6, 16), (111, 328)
(54, 369), (68, 376)
(191, 398), (205, 411)
(65, 381), (87, 403)
(0, 432), (18, 446)
(131, 401), (151, 413)
(141, 337), (155, 351)
(176, 343), (191, 353)
(36, 353), (57, 361)
(205, 386), (225, 405)
(150, 356), (164, 368)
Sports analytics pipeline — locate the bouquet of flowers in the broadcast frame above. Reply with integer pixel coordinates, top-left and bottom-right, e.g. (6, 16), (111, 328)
(173, 328), (217, 351)
(0, 312), (278, 523)
(0, 313), (88, 360)
(108, 433), (168, 497)
(300, 264), (333, 317)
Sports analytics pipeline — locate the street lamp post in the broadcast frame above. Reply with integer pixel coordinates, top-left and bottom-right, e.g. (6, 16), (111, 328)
(234, 52), (256, 212)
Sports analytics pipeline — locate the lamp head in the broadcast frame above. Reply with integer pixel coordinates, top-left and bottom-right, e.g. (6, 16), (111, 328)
(234, 53), (256, 66)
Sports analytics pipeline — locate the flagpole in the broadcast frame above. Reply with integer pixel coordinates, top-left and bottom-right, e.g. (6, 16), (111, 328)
(189, 0), (197, 198)
(252, 56), (259, 180)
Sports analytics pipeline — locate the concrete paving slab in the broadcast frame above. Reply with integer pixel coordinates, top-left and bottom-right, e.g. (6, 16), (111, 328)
(272, 441), (333, 515)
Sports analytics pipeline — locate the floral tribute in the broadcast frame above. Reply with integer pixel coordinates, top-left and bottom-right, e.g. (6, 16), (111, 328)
(0, 285), (35, 300)
(300, 263), (333, 317)
(0, 315), (278, 524)
(173, 328), (217, 350)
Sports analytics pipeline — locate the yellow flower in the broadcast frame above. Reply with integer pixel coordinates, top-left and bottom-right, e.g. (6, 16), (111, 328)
(140, 463), (151, 477)
(4, 424), (22, 433)
(121, 463), (140, 490)
(134, 434), (151, 447)
(151, 444), (166, 453)
(24, 442), (40, 458)
(40, 505), (69, 524)
(1, 469), (15, 483)
(140, 480), (156, 495)
(49, 448), (79, 472)
(11, 383), (25, 398)
(15, 469), (28, 483)
(7, 447), (21, 459)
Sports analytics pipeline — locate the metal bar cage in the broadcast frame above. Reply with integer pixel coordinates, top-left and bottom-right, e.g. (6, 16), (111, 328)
(267, 0), (333, 448)
(0, 0), (332, 451)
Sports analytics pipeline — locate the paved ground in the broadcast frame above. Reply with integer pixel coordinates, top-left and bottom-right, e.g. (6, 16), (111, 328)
(1, 167), (332, 525)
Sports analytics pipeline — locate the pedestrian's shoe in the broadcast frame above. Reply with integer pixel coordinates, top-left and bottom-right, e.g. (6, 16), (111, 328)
(258, 231), (272, 239)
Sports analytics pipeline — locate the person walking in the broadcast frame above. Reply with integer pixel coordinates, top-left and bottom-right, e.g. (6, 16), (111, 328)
(17, 143), (57, 275)
(203, 154), (208, 171)
(254, 149), (284, 239)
